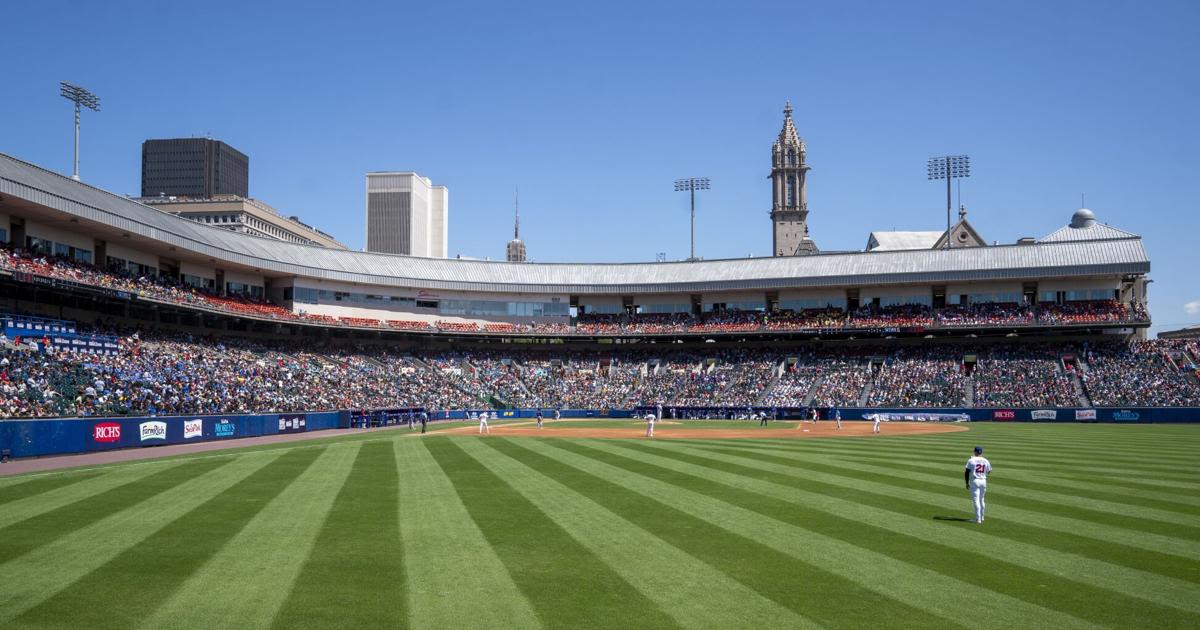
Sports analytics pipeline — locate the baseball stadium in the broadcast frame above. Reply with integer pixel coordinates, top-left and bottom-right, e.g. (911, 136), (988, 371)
(0, 138), (1196, 630)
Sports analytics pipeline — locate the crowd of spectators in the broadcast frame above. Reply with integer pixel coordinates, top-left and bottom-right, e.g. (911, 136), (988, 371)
(1082, 342), (1200, 407)
(866, 348), (967, 407)
(972, 348), (1079, 407)
(810, 364), (873, 407)
(0, 245), (1152, 340)
(2, 315), (1199, 418)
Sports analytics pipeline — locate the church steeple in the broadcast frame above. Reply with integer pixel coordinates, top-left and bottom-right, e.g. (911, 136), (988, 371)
(506, 187), (527, 262)
(770, 101), (817, 256)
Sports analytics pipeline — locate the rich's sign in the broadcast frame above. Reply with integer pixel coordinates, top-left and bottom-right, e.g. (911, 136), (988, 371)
(93, 422), (121, 443)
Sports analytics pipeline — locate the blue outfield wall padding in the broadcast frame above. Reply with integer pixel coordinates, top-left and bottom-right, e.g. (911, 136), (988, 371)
(3, 405), (1198, 460)
(0, 411), (345, 460)
(629, 406), (1200, 424)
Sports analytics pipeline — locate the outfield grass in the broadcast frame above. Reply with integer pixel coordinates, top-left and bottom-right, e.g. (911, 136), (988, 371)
(0, 423), (1197, 629)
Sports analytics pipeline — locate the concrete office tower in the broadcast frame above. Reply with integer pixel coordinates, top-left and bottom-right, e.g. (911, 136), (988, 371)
(365, 172), (447, 257)
(141, 138), (249, 199)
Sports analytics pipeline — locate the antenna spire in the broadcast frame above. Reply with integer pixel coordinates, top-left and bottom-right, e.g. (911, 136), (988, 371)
(514, 186), (520, 239)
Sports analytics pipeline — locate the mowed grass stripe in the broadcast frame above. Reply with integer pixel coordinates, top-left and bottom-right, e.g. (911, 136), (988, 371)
(0, 453), (280, 621)
(16, 447), (322, 630)
(582, 439), (1200, 627)
(136, 443), (359, 630)
(521, 438), (1103, 630)
(425, 437), (680, 629)
(687, 441), (1200, 567)
(0, 471), (103, 507)
(714, 436), (1200, 477)
(464, 438), (825, 630)
(270, 440), (405, 630)
(822, 449), (1200, 518)
(0, 457), (231, 564)
(669, 441), (1200, 585)
(625, 439), (1200, 613)
(0, 459), (228, 530)
(397, 439), (540, 630)
(775, 441), (1200, 510)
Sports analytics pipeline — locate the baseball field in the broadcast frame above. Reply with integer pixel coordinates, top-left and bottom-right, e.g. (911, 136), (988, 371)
(0, 421), (1196, 629)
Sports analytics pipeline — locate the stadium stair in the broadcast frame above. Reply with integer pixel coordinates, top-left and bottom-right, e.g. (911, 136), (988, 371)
(802, 376), (821, 406)
(964, 379), (975, 408)
(754, 372), (782, 405)
(857, 379), (874, 407)
(1071, 371), (1092, 407)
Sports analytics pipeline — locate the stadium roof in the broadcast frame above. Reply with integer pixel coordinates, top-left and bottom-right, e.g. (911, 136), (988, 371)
(0, 152), (1150, 295)
(1040, 222), (1138, 242)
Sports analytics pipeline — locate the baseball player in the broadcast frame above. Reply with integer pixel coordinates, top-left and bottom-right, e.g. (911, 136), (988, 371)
(646, 413), (656, 438)
(965, 446), (992, 523)
(554, 408), (561, 421)
(656, 402), (663, 424)
(536, 409), (543, 429)
(834, 408), (842, 429)
(872, 413), (881, 434)
(811, 408), (819, 423)
(479, 411), (491, 435)
(759, 410), (769, 427)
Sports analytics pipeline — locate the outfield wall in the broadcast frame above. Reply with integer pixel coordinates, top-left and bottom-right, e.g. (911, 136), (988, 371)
(3, 406), (1196, 461)
(632, 406), (1200, 423)
(0, 411), (345, 459)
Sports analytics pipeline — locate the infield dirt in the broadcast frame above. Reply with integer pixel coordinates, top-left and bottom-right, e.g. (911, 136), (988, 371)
(442, 420), (968, 440)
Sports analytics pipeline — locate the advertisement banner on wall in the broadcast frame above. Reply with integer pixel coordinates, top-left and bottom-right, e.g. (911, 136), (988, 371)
(93, 422), (122, 443)
(139, 421), (167, 442)
(278, 414), (307, 434)
(1076, 409), (1097, 421)
(214, 419), (236, 438)
(183, 419), (204, 439)
(1031, 410), (1058, 420)
(1112, 410), (1141, 422)
(992, 410), (1016, 421)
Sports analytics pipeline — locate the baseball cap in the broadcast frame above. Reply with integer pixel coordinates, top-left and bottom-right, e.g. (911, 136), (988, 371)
(974, 446), (983, 454)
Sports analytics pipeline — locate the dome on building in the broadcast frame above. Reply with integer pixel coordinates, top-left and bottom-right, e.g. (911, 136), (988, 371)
(1070, 207), (1096, 228)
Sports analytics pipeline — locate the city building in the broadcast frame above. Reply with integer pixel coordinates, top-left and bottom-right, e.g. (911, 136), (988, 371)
(770, 102), (818, 256)
(141, 138), (249, 199)
(140, 195), (346, 249)
(365, 172), (447, 257)
(506, 189), (526, 262)
(866, 206), (987, 252)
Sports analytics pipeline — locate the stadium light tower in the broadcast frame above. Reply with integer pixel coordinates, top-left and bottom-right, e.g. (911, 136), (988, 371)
(927, 155), (969, 248)
(674, 177), (710, 261)
(59, 81), (101, 181)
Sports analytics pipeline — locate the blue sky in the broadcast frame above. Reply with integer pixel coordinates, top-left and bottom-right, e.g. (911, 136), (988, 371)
(2, 1), (1197, 333)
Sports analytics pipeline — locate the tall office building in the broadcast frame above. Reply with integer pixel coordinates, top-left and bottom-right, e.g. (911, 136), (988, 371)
(141, 138), (249, 198)
(365, 172), (447, 257)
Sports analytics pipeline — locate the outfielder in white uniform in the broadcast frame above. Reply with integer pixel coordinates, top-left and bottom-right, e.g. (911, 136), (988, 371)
(646, 413), (656, 438)
(479, 411), (491, 435)
(872, 414), (881, 434)
(965, 446), (992, 523)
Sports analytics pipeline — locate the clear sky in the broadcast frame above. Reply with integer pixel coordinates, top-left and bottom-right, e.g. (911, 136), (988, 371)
(2, 0), (1197, 333)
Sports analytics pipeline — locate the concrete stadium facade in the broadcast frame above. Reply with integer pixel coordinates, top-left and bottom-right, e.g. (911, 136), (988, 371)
(0, 152), (1150, 335)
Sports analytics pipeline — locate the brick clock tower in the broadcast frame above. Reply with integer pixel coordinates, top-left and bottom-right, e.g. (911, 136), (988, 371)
(770, 102), (817, 256)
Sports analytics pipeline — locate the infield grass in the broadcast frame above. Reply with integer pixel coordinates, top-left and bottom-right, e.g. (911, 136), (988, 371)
(0, 423), (1197, 629)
